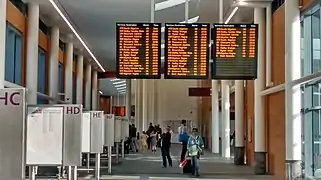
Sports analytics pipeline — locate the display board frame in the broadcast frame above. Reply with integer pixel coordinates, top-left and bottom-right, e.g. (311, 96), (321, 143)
(81, 112), (91, 153)
(26, 105), (64, 166)
(164, 23), (210, 79)
(90, 111), (105, 153)
(114, 117), (122, 143)
(212, 23), (259, 80)
(116, 22), (162, 79)
(54, 104), (83, 166)
(0, 88), (26, 180)
(104, 114), (115, 147)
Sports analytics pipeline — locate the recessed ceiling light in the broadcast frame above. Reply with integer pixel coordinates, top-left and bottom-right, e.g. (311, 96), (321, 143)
(115, 84), (126, 88)
(117, 87), (126, 90)
(113, 80), (126, 85)
(99, 91), (103, 94)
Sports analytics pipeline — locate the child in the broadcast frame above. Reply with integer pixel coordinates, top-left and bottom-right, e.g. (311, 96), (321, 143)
(139, 131), (148, 153)
(187, 128), (204, 177)
(150, 130), (157, 153)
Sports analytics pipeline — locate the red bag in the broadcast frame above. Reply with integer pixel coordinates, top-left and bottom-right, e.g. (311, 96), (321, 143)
(179, 159), (187, 168)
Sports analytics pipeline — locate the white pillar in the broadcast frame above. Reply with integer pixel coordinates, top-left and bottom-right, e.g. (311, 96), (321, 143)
(234, 80), (244, 164)
(26, 3), (39, 104)
(148, 80), (155, 124)
(0, 0), (6, 88)
(64, 42), (73, 103)
(135, 80), (140, 130)
(85, 64), (92, 110)
(284, 0), (302, 178)
(211, 80), (219, 154)
(48, 27), (59, 101)
(253, 8), (266, 175)
(76, 54), (84, 104)
(154, 80), (158, 125)
(126, 79), (132, 124)
(221, 80), (230, 158)
(91, 70), (98, 110)
(142, 80), (148, 130)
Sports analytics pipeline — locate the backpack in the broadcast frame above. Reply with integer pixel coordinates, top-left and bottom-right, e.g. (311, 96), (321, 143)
(179, 131), (189, 143)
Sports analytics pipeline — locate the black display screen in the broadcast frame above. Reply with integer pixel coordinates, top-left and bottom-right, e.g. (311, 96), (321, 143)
(212, 24), (258, 80)
(116, 23), (161, 79)
(164, 23), (210, 79)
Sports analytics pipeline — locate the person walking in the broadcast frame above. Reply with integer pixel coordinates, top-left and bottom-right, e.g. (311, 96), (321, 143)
(139, 131), (148, 153)
(161, 126), (172, 168)
(130, 124), (138, 152)
(187, 128), (204, 177)
(150, 130), (157, 153)
(179, 120), (189, 162)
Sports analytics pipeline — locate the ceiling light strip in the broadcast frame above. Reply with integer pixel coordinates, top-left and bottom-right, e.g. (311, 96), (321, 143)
(225, 7), (239, 24)
(155, 0), (190, 11)
(161, 16), (199, 32)
(48, 0), (105, 72)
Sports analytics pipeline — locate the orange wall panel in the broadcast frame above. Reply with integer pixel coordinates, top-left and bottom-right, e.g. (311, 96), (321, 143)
(6, 1), (25, 32)
(266, 91), (285, 180)
(245, 81), (254, 166)
(59, 49), (64, 64)
(38, 31), (48, 51)
(271, 5), (285, 84)
(100, 96), (111, 114)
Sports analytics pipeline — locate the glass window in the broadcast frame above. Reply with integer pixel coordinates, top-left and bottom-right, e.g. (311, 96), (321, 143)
(5, 24), (22, 85)
(37, 49), (46, 93)
(312, 10), (321, 73)
(73, 74), (77, 104)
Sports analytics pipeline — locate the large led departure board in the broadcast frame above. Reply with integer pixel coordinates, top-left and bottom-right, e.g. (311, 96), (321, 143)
(212, 24), (258, 80)
(164, 23), (210, 79)
(116, 23), (161, 79)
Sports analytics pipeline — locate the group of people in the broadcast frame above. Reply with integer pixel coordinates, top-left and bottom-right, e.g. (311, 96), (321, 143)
(127, 121), (204, 177)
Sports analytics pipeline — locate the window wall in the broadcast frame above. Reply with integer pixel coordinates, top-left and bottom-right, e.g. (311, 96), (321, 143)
(5, 23), (22, 85)
(37, 48), (47, 104)
(58, 62), (63, 100)
(301, 2), (321, 178)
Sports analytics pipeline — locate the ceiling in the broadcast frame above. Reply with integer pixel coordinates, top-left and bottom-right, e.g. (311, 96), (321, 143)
(34, 0), (254, 96)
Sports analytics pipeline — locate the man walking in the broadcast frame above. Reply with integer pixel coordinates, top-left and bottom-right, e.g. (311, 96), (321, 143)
(179, 120), (189, 162)
(130, 124), (138, 152)
(161, 126), (172, 168)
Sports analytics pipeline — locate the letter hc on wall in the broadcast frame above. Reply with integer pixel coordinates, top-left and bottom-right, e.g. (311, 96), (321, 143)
(65, 106), (80, 114)
(0, 92), (21, 106)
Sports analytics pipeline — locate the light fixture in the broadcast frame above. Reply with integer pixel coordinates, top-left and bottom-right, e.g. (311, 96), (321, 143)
(99, 91), (103, 95)
(117, 87), (126, 91)
(115, 84), (126, 88)
(155, 0), (190, 11)
(225, 7), (239, 24)
(110, 78), (120, 82)
(161, 16), (199, 32)
(113, 80), (126, 85)
(118, 89), (126, 93)
(48, 0), (105, 72)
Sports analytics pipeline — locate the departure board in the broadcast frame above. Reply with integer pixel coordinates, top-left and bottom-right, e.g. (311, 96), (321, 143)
(212, 24), (258, 80)
(164, 23), (210, 79)
(116, 23), (161, 79)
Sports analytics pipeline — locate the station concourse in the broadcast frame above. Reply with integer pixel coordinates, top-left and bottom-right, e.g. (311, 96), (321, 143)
(0, 0), (319, 179)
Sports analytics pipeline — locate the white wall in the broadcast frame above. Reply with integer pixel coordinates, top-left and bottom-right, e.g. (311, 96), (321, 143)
(156, 79), (198, 125)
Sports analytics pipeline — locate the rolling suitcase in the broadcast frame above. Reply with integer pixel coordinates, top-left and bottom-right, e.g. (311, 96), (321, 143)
(183, 159), (192, 174)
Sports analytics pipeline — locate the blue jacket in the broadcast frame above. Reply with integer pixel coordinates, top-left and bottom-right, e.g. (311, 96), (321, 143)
(187, 135), (204, 156)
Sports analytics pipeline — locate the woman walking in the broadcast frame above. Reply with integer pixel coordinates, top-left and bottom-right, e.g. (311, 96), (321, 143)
(150, 130), (157, 153)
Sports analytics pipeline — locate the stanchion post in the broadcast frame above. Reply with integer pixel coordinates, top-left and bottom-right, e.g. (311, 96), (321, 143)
(108, 146), (112, 174)
(95, 153), (101, 180)
(73, 166), (78, 180)
(87, 152), (90, 173)
(116, 143), (119, 163)
(67, 166), (72, 180)
(29, 166), (36, 180)
(121, 139), (125, 158)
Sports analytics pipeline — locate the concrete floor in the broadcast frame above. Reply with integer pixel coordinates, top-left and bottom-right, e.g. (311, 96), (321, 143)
(83, 144), (274, 180)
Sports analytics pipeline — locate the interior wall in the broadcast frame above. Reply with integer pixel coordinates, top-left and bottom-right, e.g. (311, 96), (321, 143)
(156, 79), (199, 125)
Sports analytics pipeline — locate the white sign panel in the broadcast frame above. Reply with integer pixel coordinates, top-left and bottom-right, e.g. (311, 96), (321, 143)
(121, 118), (129, 139)
(0, 88), (26, 180)
(81, 112), (91, 152)
(114, 117), (122, 143)
(61, 104), (83, 166)
(104, 114), (115, 147)
(26, 106), (64, 165)
(90, 111), (104, 153)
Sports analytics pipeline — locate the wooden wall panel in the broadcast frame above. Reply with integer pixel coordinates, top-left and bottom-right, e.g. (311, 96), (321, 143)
(271, 5), (285, 84)
(100, 96), (111, 114)
(38, 31), (48, 50)
(245, 81), (254, 166)
(266, 91), (285, 180)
